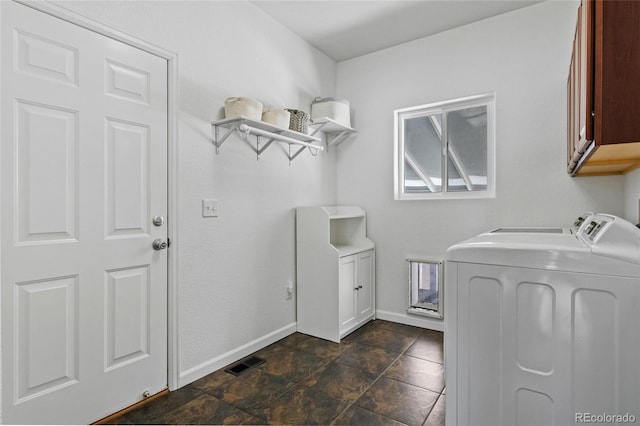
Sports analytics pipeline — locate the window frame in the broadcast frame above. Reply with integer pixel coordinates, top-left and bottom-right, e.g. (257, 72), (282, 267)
(393, 93), (496, 200)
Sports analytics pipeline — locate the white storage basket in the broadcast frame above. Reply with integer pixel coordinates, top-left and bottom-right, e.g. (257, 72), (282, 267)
(224, 97), (262, 121)
(311, 97), (351, 127)
(261, 108), (290, 129)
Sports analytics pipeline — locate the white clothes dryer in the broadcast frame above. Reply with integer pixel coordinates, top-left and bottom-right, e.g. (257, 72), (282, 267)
(445, 213), (640, 426)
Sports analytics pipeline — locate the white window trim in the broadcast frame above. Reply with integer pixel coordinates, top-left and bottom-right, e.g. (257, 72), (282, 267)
(394, 93), (496, 201)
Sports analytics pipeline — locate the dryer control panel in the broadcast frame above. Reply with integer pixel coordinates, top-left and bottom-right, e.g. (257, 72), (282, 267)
(582, 216), (613, 242)
(572, 212), (593, 234)
(576, 213), (640, 264)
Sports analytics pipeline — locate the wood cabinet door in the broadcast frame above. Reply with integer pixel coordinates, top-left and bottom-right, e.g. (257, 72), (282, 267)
(578, 0), (594, 147)
(595, 0), (640, 145)
(568, 44), (578, 172)
(568, 0), (595, 174)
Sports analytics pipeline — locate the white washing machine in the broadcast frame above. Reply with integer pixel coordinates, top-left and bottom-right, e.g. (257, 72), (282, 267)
(445, 213), (640, 426)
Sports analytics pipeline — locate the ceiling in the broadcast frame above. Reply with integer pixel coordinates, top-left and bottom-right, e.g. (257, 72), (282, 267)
(250, 0), (543, 62)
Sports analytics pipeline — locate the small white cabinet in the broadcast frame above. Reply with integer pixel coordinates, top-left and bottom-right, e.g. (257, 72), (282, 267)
(339, 250), (374, 334)
(296, 206), (375, 342)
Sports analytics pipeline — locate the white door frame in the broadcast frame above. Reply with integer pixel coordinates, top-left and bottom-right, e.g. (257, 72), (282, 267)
(1, 0), (181, 396)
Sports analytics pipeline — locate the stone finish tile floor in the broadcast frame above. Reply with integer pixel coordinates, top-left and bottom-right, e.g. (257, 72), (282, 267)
(109, 320), (445, 425)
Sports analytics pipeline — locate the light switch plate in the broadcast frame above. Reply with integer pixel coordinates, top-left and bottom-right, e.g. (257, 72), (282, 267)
(202, 199), (218, 217)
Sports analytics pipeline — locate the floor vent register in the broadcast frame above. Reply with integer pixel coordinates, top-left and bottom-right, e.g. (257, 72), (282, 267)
(224, 355), (266, 376)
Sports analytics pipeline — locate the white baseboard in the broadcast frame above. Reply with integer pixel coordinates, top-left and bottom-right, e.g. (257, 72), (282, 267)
(178, 322), (297, 388)
(376, 309), (444, 332)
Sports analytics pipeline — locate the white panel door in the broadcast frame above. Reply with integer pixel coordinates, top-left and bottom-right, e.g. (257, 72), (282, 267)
(1, 2), (168, 424)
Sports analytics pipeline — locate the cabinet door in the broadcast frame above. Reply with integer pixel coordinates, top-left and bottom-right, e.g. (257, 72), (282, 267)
(578, 0), (594, 147)
(357, 250), (374, 320)
(596, 0), (640, 145)
(568, 47), (578, 172)
(339, 255), (357, 333)
(567, 0), (594, 174)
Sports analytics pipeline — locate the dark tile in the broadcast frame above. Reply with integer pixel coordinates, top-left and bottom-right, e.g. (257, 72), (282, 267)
(261, 386), (348, 425)
(276, 332), (320, 349)
(191, 368), (235, 394)
(160, 393), (261, 425)
(122, 385), (203, 424)
(296, 335), (352, 360)
(355, 377), (439, 426)
(423, 394), (445, 426)
(343, 326), (417, 354)
(385, 355), (445, 393)
(114, 321), (446, 426)
(336, 343), (400, 375)
(406, 336), (444, 364)
(373, 320), (426, 338)
(422, 329), (444, 341)
(255, 344), (329, 383)
(333, 405), (409, 426)
(193, 366), (291, 413)
(301, 361), (377, 403)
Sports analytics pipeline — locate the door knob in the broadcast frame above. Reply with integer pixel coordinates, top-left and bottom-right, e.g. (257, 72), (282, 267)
(152, 238), (168, 250)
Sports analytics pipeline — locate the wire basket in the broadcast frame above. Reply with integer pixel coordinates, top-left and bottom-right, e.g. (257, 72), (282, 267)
(286, 109), (310, 134)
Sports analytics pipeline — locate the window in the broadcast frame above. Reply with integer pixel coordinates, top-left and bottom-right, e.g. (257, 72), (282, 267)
(407, 259), (443, 319)
(394, 93), (495, 200)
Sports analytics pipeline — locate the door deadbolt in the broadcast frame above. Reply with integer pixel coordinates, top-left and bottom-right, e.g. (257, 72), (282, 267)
(152, 215), (164, 226)
(152, 238), (168, 250)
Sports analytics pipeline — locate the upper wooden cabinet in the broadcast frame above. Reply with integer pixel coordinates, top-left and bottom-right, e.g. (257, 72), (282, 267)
(567, 0), (640, 176)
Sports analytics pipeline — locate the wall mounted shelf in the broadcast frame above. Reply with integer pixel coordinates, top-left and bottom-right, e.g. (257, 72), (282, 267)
(309, 117), (357, 148)
(211, 116), (324, 163)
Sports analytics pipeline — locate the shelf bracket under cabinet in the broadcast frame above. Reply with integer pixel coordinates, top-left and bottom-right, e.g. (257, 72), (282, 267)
(211, 116), (324, 163)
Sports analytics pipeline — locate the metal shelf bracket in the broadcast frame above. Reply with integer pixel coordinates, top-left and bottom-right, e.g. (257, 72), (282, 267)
(211, 116), (324, 163)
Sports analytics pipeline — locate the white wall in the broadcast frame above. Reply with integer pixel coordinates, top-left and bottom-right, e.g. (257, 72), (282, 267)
(335, 1), (625, 327)
(624, 169), (640, 223)
(54, 0), (337, 386)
